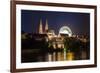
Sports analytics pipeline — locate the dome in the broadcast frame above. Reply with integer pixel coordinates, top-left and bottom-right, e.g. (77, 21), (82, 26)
(59, 26), (72, 37)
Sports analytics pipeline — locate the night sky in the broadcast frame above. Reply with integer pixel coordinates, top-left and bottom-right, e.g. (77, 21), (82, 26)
(21, 10), (90, 35)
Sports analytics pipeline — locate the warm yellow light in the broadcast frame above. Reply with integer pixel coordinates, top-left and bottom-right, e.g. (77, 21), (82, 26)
(66, 52), (74, 60)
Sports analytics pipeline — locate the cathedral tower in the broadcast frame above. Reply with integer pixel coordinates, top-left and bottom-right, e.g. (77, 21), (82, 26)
(39, 19), (43, 34)
(45, 19), (48, 32)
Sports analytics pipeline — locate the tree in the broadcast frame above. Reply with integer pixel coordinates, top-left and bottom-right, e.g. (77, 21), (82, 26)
(63, 37), (82, 60)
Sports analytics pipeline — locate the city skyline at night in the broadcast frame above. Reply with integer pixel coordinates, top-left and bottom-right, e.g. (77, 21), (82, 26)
(21, 10), (90, 35)
(21, 10), (91, 62)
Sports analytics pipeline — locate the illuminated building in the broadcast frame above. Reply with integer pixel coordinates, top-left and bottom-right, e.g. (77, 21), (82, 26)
(37, 19), (75, 61)
(22, 19), (88, 62)
(59, 25), (72, 37)
(39, 19), (43, 34)
(45, 19), (49, 32)
(21, 19), (90, 62)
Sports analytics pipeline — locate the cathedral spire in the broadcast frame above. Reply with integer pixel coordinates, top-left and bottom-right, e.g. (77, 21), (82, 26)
(39, 19), (43, 34)
(45, 19), (48, 32)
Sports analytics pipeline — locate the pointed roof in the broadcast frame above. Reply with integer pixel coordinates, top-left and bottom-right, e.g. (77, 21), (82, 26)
(39, 19), (43, 34)
(45, 19), (48, 31)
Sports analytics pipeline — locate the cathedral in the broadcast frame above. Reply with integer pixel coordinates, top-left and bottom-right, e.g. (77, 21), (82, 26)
(22, 19), (89, 62)
(37, 19), (74, 61)
(38, 19), (72, 37)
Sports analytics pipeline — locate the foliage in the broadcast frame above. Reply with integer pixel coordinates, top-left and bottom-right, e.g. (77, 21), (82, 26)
(63, 37), (81, 52)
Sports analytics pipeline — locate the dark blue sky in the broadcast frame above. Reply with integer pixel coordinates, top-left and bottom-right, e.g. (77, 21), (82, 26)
(21, 10), (90, 35)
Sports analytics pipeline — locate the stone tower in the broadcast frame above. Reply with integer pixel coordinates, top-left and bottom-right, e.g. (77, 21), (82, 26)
(45, 19), (48, 32)
(39, 19), (43, 34)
